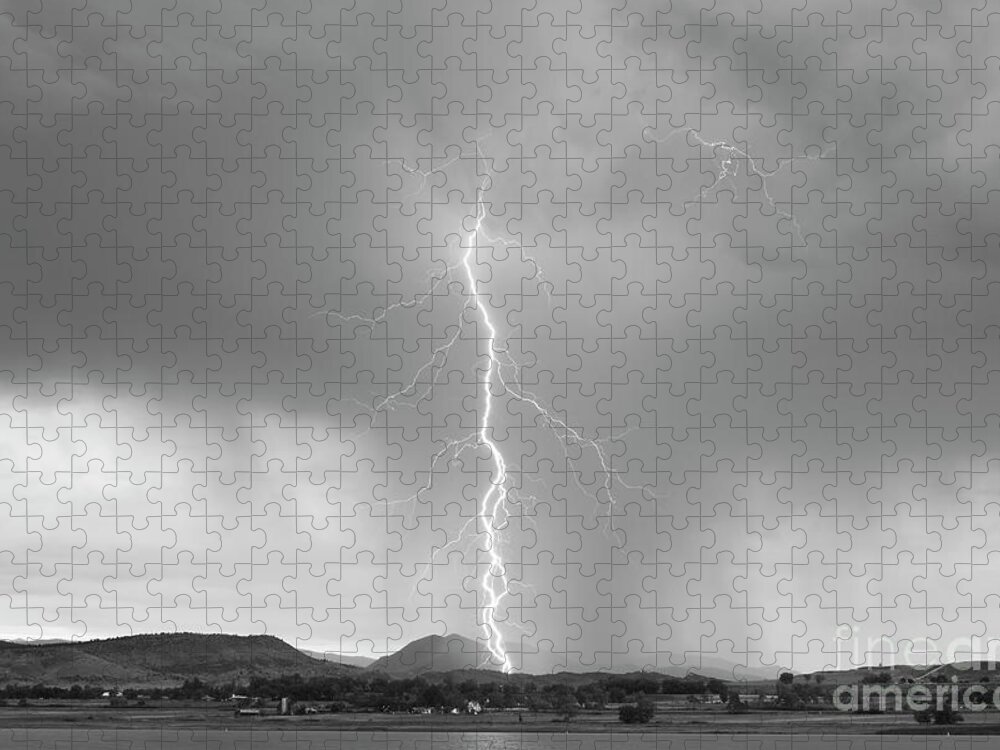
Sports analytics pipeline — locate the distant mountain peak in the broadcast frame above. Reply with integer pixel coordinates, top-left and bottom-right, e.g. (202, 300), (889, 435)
(367, 633), (501, 677)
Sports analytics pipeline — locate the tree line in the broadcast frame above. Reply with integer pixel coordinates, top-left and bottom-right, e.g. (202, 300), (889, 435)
(2, 672), (723, 711)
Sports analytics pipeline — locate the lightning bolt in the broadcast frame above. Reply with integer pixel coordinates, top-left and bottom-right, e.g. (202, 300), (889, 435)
(642, 125), (833, 243)
(327, 119), (833, 673)
(455, 146), (645, 671)
(330, 137), (637, 674)
(460, 190), (513, 673)
(323, 139), (520, 672)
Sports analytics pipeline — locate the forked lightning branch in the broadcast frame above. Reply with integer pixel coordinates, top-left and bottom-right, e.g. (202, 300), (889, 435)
(330, 142), (629, 673)
(342, 126), (809, 673)
(456, 195), (510, 674)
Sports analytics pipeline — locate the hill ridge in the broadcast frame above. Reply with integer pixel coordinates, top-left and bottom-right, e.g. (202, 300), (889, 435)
(0, 632), (355, 687)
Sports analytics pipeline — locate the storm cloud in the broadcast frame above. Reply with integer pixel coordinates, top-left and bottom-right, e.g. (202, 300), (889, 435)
(1, 0), (998, 675)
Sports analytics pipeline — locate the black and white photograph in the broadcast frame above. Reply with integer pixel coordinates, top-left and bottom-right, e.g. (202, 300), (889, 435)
(1, 0), (999, 746)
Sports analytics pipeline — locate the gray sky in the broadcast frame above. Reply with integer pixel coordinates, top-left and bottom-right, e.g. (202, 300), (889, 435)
(1, 0), (999, 676)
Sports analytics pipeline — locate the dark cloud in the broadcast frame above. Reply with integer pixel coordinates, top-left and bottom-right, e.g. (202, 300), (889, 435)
(1, 0), (996, 673)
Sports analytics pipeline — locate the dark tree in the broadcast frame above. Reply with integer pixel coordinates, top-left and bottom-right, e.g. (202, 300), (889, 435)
(420, 684), (445, 707)
(556, 694), (580, 722)
(706, 678), (728, 700)
(618, 698), (656, 724)
(726, 693), (749, 714)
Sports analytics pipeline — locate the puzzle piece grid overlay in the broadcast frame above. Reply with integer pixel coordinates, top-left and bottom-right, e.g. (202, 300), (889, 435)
(1, 0), (1000, 677)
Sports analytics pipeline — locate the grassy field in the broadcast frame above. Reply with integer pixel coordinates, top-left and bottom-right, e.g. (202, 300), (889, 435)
(3, 701), (1000, 735)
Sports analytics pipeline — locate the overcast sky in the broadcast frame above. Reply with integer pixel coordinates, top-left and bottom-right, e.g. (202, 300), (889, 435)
(2, 0), (999, 676)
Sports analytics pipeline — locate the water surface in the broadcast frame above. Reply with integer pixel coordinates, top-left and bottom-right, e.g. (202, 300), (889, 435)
(3, 730), (999, 749)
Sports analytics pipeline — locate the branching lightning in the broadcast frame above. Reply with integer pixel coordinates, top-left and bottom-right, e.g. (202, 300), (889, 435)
(642, 125), (833, 243)
(322, 120), (834, 673)
(460, 192), (513, 672)
(326, 136), (651, 673)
